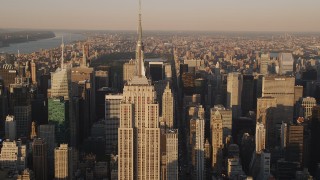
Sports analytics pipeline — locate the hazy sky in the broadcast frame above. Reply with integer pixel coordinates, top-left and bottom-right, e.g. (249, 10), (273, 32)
(1, 0), (320, 32)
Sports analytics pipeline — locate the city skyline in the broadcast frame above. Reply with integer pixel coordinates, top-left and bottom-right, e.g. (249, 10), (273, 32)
(1, 0), (320, 32)
(1, 0), (320, 179)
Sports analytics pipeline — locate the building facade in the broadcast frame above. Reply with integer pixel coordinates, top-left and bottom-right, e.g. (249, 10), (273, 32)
(165, 129), (178, 180)
(105, 94), (123, 154)
(5, 115), (16, 140)
(54, 144), (74, 180)
(211, 110), (223, 173)
(227, 72), (243, 118)
(255, 122), (266, 153)
(33, 138), (48, 180)
(162, 83), (174, 129)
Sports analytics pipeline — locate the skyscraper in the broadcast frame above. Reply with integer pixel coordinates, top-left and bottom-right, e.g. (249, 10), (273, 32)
(299, 97), (316, 119)
(39, 124), (55, 178)
(54, 144), (74, 180)
(211, 105), (232, 142)
(33, 138), (48, 180)
(14, 105), (31, 138)
(256, 97), (277, 147)
(31, 60), (37, 85)
(286, 124), (304, 167)
(191, 118), (205, 180)
(0, 78), (7, 136)
(118, 1), (160, 179)
(49, 39), (70, 100)
(262, 76), (294, 124)
(162, 83), (174, 129)
(105, 94), (123, 154)
(262, 76), (295, 147)
(227, 72), (243, 118)
(241, 75), (254, 115)
(255, 122), (266, 153)
(279, 53), (294, 75)
(211, 110), (223, 173)
(5, 115), (16, 141)
(165, 129), (178, 180)
(0, 140), (26, 170)
(260, 54), (269, 75)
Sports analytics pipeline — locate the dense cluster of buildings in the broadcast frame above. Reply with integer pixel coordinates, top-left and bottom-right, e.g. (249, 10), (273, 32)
(0, 2), (320, 180)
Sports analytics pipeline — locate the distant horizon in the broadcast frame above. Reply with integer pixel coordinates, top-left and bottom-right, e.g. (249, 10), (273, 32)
(1, 0), (320, 32)
(1, 28), (320, 34)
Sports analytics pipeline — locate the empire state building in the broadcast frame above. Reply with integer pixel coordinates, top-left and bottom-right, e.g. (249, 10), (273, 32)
(118, 1), (160, 179)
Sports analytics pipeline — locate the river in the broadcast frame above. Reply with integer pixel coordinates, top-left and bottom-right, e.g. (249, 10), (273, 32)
(0, 32), (87, 54)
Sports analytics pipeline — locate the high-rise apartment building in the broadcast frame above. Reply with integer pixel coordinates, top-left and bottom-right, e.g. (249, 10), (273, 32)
(31, 60), (37, 84)
(189, 105), (205, 147)
(105, 94), (123, 154)
(286, 124), (304, 167)
(227, 72), (243, 118)
(191, 118), (205, 180)
(33, 138), (48, 180)
(17, 169), (34, 180)
(279, 53), (294, 75)
(299, 97), (316, 119)
(260, 54), (269, 75)
(211, 105), (232, 142)
(0, 140), (26, 170)
(0, 78), (7, 136)
(14, 105), (31, 138)
(39, 124), (55, 178)
(255, 122), (266, 153)
(256, 97), (277, 147)
(118, 2), (160, 179)
(0, 68), (16, 89)
(162, 83), (174, 129)
(5, 115), (16, 140)
(166, 129), (178, 180)
(241, 75), (254, 115)
(262, 76), (294, 123)
(211, 110), (223, 173)
(54, 144), (74, 180)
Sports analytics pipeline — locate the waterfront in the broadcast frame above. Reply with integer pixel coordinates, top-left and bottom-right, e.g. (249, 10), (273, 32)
(0, 32), (86, 54)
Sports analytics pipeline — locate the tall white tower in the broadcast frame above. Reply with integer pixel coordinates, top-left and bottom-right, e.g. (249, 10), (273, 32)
(118, 1), (160, 179)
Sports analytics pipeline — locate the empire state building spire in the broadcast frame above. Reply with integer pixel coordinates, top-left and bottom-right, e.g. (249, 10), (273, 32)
(136, 0), (145, 77)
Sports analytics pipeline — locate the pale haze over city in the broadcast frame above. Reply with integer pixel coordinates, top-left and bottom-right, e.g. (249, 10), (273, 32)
(1, 0), (320, 31)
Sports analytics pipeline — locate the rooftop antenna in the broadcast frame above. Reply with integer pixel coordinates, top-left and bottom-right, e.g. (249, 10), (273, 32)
(135, 0), (145, 77)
